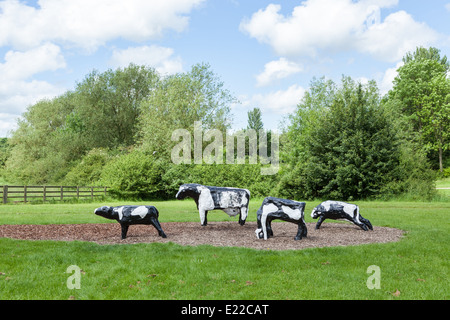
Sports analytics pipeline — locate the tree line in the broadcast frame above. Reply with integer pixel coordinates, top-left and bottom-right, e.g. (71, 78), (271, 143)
(0, 47), (448, 201)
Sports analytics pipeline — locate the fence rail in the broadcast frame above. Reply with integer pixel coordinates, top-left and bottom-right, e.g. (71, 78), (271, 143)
(0, 185), (109, 204)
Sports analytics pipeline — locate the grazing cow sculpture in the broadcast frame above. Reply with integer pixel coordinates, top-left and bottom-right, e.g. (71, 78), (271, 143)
(94, 205), (167, 239)
(311, 200), (373, 231)
(255, 197), (307, 240)
(175, 183), (250, 226)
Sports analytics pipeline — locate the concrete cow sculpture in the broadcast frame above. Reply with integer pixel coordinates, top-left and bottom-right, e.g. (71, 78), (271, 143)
(94, 205), (167, 239)
(255, 197), (307, 240)
(311, 200), (373, 231)
(175, 183), (250, 226)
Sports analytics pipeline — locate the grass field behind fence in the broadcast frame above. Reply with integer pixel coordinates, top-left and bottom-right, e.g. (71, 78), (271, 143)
(0, 196), (449, 300)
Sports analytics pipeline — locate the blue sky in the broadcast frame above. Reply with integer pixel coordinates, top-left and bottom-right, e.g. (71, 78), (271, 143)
(1, 0), (449, 137)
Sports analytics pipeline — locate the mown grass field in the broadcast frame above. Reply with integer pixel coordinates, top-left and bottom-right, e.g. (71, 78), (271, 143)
(0, 197), (448, 300)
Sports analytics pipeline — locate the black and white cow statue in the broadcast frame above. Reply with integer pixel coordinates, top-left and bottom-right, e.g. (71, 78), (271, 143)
(94, 205), (167, 239)
(311, 200), (373, 231)
(255, 197), (307, 241)
(175, 183), (250, 226)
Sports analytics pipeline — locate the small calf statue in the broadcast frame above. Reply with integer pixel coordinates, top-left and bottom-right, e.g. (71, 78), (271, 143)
(311, 200), (373, 231)
(255, 197), (307, 240)
(175, 183), (250, 226)
(94, 205), (167, 239)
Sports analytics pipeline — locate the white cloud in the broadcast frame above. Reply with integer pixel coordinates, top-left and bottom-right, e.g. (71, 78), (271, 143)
(0, 0), (205, 51)
(358, 11), (440, 62)
(377, 61), (403, 95)
(446, 3), (450, 12)
(110, 45), (183, 75)
(0, 113), (20, 137)
(240, 0), (441, 62)
(256, 57), (303, 87)
(0, 44), (66, 116)
(245, 84), (306, 115)
(0, 43), (66, 81)
(0, 0), (204, 135)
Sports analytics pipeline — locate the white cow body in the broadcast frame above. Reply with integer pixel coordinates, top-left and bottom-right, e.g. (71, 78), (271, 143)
(311, 200), (373, 231)
(255, 197), (307, 241)
(176, 184), (250, 226)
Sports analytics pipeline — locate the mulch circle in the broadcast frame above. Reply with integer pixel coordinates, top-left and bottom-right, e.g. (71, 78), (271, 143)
(0, 221), (404, 251)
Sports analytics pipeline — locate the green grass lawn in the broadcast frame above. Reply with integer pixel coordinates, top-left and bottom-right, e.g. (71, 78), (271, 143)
(0, 198), (448, 300)
(436, 177), (450, 188)
(436, 177), (450, 199)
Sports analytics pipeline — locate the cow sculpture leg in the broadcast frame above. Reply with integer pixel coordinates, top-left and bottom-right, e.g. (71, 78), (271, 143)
(360, 216), (373, 230)
(265, 218), (274, 238)
(239, 207), (248, 226)
(263, 214), (307, 241)
(354, 220), (369, 231)
(150, 217), (167, 238)
(120, 224), (130, 240)
(295, 219), (308, 240)
(315, 216), (326, 230)
(120, 220), (167, 240)
(315, 216), (370, 231)
(200, 209), (208, 226)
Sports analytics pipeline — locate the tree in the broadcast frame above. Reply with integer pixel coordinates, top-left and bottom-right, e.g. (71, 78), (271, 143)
(421, 74), (450, 173)
(402, 47), (449, 70)
(75, 64), (159, 148)
(282, 77), (336, 166)
(307, 78), (400, 199)
(280, 76), (432, 200)
(138, 63), (234, 159)
(247, 107), (263, 131)
(390, 47), (450, 172)
(5, 64), (160, 184)
(100, 150), (165, 199)
(0, 138), (10, 168)
(5, 93), (81, 183)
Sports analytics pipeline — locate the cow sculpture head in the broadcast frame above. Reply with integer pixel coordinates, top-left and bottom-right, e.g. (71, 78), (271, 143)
(94, 206), (114, 219)
(310, 208), (320, 219)
(175, 184), (201, 200)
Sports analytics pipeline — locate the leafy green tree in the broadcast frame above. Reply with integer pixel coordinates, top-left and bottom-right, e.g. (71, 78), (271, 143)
(100, 150), (165, 199)
(63, 148), (110, 186)
(402, 47), (449, 69)
(280, 76), (433, 200)
(138, 63), (234, 159)
(5, 64), (159, 184)
(5, 93), (81, 183)
(308, 78), (400, 199)
(247, 107), (263, 131)
(75, 64), (159, 148)
(281, 77), (336, 167)
(389, 47), (450, 173)
(0, 138), (11, 168)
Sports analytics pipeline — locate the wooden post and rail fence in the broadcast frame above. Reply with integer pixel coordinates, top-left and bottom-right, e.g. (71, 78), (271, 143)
(1, 185), (109, 204)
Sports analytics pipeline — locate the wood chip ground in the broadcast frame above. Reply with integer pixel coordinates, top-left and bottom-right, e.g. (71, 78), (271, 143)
(0, 221), (404, 251)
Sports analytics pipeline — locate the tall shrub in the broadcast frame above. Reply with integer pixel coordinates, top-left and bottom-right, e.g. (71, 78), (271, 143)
(100, 151), (165, 199)
(280, 76), (435, 200)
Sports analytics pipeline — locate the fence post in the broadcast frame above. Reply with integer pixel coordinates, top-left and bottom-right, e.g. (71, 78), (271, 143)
(24, 186), (27, 203)
(91, 186), (94, 200)
(60, 186), (63, 201)
(76, 186), (79, 199)
(3, 185), (7, 204)
(104, 186), (107, 197)
(43, 186), (46, 202)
